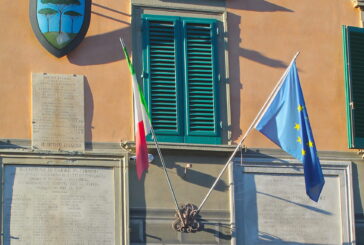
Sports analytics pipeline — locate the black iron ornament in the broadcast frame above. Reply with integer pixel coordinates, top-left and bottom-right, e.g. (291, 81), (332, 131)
(172, 204), (201, 233)
(29, 0), (91, 57)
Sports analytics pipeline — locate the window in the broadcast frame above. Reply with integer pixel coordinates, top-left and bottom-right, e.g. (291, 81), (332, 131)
(142, 14), (221, 144)
(342, 25), (364, 149)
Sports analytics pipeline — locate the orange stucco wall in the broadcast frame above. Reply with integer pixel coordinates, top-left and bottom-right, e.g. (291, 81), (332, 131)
(0, 0), (133, 143)
(227, 0), (361, 151)
(0, 0), (361, 151)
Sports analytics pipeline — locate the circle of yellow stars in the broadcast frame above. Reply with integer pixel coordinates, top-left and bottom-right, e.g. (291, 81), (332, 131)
(295, 104), (314, 156)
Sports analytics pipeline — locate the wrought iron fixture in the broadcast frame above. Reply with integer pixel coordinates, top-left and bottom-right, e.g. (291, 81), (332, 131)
(172, 203), (200, 233)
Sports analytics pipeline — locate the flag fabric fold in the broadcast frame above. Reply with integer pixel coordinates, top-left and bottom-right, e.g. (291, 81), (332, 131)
(121, 40), (151, 180)
(254, 61), (325, 202)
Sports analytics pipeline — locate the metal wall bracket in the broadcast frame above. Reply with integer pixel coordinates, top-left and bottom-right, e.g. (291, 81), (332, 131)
(172, 203), (201, 233)
(351, 0), (364, 27)
(358, 149), (364, 159)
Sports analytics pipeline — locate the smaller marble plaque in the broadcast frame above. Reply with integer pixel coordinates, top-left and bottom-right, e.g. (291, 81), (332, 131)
(32, 73), (85, 152)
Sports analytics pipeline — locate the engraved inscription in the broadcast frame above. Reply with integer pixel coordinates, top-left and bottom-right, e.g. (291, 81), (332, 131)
(32, 73), (85, 151)
(3, 166), (115, 245)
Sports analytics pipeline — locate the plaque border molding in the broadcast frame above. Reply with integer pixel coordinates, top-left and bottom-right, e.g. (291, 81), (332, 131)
(0, 153), (129, 245)
(230, 157), (356, 245)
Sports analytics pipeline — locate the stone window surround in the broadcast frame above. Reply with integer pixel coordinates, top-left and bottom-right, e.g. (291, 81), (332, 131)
(352, 0), (364, 26)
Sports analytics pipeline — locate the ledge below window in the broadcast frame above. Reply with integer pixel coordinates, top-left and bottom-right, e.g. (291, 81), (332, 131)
(353, 0), (364, 8)
(125, 141), (236, 152)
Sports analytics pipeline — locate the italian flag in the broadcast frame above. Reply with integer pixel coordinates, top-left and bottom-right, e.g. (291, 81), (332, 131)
(121, 39), (152, 180)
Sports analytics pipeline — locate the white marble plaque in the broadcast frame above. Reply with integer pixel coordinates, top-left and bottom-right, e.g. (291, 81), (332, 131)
(3, 165), (115, 245)
(32, 73), (85, 152)
(233, 159), (355, 245)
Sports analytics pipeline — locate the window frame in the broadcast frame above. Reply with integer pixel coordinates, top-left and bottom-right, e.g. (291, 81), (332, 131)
(182, 17), (221, 142)
(342, 25), (364, 149)
(142, 15), (184, 142)
(142, 14), (222, 144)
(131, 5), (230, 145)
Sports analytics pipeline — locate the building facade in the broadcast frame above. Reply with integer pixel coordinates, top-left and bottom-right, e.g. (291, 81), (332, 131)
(0, 0), (363, 244)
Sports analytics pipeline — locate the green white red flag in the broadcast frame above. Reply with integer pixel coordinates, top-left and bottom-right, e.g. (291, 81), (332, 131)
(121, 39), (151, 179)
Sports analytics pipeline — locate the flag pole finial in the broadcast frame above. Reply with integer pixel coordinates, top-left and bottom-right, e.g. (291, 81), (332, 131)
(293, 51), (300, 61)
(119, 38), (125, 49)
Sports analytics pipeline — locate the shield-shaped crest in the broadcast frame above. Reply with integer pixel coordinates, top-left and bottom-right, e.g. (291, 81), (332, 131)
(29, 0), (91, 58)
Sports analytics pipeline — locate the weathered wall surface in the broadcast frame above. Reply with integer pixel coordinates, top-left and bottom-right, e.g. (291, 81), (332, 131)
(1, 0), (364, 244)
(0, 0), (362, 152)
(227, 0), (360, 151)
(129, 148), (232, 244)
(0, 0), (133, 143)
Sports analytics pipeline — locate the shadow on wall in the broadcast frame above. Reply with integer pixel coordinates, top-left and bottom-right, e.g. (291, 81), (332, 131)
(129, 161), (148, 243)
(227, 12), (288, 142)
(160, 0), (225, 8)
(176, 164), (229, 192)
(3, 166), (18, 245)
(67, 3), (131, 66)
(91, 2), (131, 22)
(0, 141), (26, 149)
(198, 219), (232, 241)
(67, 27), (131, 66)
(233, 161), (334, 245)
(84, 77), (94, 146)
(257, 191), (332, 215)
(352, 162), (364, 213)
(67, 3), (130, 145)
(154, 150), (230, 192)
(129, 149), (232, 244)
(159, 0), (293, 12)
(230, 0), (293, 12)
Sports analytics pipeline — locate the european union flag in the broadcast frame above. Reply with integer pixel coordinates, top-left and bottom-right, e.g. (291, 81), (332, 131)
(255, 61), (325, 202)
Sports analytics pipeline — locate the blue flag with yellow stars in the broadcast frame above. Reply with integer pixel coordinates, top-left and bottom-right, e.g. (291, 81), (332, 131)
(255, 61), (325, 202)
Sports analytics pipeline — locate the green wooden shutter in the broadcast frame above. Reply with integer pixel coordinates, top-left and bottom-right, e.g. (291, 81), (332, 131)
(183, 18), (221, 144)
(143, 15), (184, 142)
(342, 26), (364, 148)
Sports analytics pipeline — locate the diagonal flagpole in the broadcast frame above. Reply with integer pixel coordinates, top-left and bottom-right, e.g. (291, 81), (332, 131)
(196, 52), (300, 213)
(119, 38), (185, 226)
(148, 125), (185, 225)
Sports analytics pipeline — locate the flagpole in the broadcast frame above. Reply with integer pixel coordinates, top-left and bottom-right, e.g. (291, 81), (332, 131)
(149, 126), (185, 225)
(119, 38), (184, 226)
(196, 52), (300, 213)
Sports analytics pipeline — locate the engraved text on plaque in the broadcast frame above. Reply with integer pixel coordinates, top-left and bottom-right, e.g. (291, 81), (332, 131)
(32, 73), (85, 151)
(3, 165), (115, 245)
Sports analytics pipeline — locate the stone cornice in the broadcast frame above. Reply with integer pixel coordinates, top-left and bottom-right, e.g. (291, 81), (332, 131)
(353, 0), (364, 8)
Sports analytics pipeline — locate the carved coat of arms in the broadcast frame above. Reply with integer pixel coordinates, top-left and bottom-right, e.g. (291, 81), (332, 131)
(29, 0), (91, 57)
